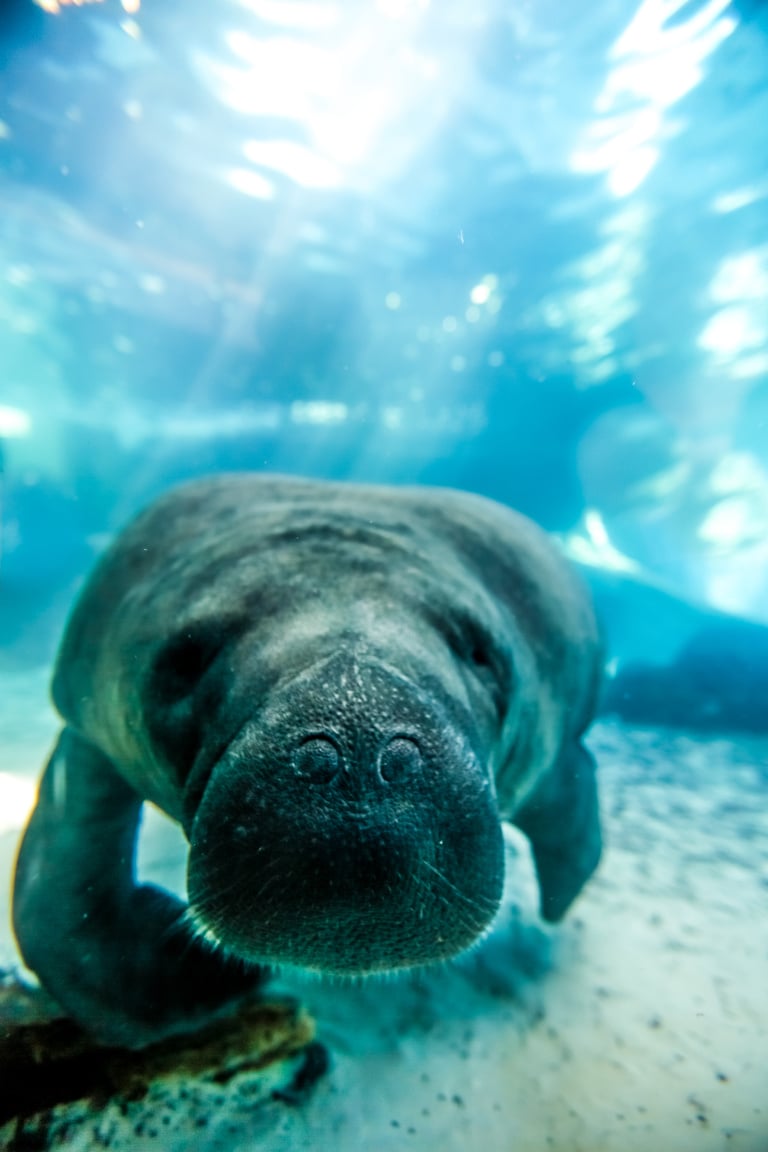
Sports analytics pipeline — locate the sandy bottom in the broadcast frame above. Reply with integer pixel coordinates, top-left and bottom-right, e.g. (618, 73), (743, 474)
(1, 667), (766, 1151)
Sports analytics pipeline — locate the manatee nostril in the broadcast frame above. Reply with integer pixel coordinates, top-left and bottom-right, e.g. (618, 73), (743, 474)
(378, 736), (422, 783)
(293, 736), (342, 784)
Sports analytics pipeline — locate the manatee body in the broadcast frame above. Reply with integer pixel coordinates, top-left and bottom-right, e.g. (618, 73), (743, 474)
(13, 474), (602, 1047)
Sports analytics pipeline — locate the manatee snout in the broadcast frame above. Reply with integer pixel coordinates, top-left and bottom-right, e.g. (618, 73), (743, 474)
(187, 653), (505, 974)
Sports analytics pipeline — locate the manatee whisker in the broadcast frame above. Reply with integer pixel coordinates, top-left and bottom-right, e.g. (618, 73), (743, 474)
(420, 859), (498, 915)
(415, 877), (491, 944)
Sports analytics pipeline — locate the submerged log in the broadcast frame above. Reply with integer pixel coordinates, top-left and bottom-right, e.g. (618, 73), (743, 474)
(0, 972), (326, 1149)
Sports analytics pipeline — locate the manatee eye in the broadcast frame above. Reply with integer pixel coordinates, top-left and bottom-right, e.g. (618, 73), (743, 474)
(472, 649), (512, 723)
(470, 644), (492, 670)
(144, 618), (245, 789)
(455, 619), (513, 722)
(294, 736), (341, 784)
(153, 626), (222, 700)
(378, 736), (422, 783)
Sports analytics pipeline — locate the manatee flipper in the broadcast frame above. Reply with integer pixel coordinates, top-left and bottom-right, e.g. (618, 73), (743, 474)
(514, 743), (601, 923)
(12, 728), (263, 1048)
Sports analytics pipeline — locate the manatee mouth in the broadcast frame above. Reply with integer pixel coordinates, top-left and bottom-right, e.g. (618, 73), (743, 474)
(188, 845), (503, 975)
(187, 778), (505, 975)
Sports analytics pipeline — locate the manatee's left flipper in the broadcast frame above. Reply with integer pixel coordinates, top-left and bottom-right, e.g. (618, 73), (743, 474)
(13, 728), (265, 1048)
(513, 742), (602, 922)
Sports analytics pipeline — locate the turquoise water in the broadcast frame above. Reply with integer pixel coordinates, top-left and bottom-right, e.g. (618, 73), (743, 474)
(1, 0), (767, 1147)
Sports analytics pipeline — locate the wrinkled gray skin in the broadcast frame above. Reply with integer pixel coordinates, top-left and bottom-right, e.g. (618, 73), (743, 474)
(13, 475), (602, 1048)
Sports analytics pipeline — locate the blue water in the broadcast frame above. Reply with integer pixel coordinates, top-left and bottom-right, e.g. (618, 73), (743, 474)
(2, 0), (767, 638)
(0, 1), (767, 1147)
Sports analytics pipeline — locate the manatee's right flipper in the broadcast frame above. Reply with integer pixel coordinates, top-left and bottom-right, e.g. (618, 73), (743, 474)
(13, 728), (265, 1048)
(513, 742), (602, 922)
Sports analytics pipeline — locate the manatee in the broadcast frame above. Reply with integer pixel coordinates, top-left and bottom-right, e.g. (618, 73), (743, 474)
(13, 474), (602, 1047)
